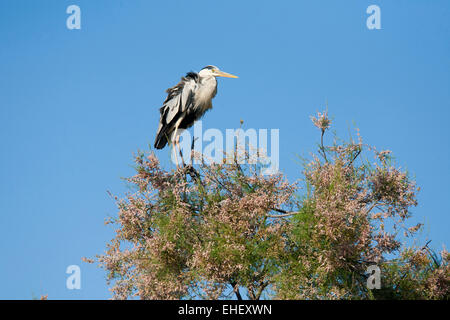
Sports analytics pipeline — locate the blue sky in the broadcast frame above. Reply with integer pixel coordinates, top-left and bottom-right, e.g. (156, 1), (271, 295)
(0, 0), (449, 299)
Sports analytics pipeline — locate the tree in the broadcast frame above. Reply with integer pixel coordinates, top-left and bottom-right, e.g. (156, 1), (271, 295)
(87, 111), (449, 300)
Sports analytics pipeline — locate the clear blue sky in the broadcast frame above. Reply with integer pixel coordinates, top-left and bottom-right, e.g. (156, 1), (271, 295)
(0, 0), (449, 299)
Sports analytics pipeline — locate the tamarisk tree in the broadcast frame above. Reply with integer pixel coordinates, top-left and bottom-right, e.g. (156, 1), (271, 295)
(87, 112), (449, 300)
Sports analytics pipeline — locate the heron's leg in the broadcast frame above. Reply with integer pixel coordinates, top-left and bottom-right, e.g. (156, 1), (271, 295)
(173, 142), (179, 168)
(176, 134), (185, 167)
(173, 135), (179, 168)
(172, 120), (182, 168)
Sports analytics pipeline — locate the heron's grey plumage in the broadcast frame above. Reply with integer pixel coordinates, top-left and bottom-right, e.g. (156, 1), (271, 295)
(154, 67), (220, 149)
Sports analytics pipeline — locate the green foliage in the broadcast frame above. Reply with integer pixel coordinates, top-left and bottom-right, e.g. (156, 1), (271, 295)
(90, 112), (449, 300)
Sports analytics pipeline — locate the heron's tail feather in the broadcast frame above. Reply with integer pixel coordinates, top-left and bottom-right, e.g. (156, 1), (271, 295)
(154, 126), (169, 149)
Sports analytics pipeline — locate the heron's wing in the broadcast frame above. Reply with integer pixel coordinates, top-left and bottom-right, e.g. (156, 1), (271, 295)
(154, 75), (197, 149)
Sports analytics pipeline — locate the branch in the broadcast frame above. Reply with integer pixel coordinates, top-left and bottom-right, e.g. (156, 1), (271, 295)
(319, 129), (329, 163)
(365, 202), (378, 216)
(230, 282), (243, 300)
(178, 136), (202, 185)
(255, 281), (269, 300)
(421, 240), (440, 268)
(190, 136), (197, 166)
(347, 148), (361, 167)
(266, 207), (297, 218)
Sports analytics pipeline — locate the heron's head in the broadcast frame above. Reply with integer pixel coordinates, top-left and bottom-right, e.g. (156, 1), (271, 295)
(198, 65), (238, 79)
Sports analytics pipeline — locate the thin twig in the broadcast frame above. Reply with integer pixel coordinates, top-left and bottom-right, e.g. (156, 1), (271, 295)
(320, 130), (328, 163)
(266, 207), (297, 218)
(347, 148), (361, 167)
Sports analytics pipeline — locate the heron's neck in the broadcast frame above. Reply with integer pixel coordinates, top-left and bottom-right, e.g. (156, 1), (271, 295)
(196, 76), (217, 104)
(199, 75), (216, 85)
(199, 76), (217, 94)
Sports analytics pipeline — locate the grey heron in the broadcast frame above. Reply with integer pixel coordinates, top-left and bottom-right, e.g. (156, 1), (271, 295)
(154, 65), (238, 166)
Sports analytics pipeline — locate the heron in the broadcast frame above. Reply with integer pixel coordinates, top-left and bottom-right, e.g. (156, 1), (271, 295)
(154, 65), (238, 166)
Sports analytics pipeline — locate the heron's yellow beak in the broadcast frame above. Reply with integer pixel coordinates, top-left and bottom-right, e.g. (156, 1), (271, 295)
(215, 70), (238, 78)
